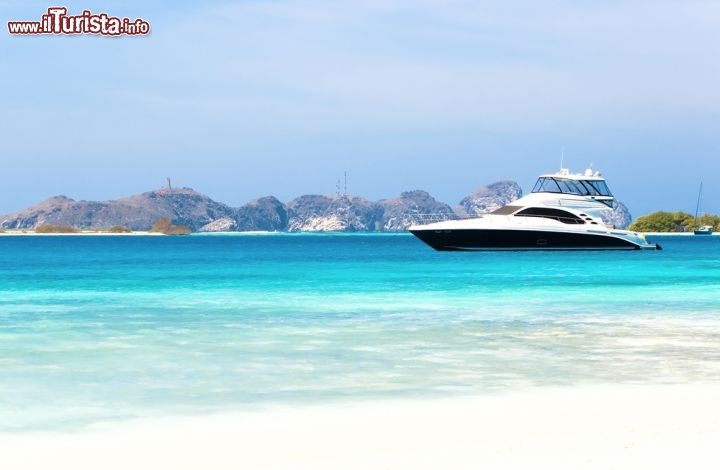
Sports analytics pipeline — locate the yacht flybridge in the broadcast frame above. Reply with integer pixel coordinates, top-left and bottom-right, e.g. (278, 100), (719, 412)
(409, 168), (661, 251)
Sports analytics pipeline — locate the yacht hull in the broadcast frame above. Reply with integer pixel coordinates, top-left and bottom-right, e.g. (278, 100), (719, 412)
(409, 228), (652, 251)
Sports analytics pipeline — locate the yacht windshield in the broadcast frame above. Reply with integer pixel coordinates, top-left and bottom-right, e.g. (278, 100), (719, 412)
(584, 180), (611, 196)
(532, 177), (613, 196)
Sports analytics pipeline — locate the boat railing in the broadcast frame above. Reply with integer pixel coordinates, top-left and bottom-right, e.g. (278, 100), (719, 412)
(410, 213), (481, 224)
(409, 213), (461, 224)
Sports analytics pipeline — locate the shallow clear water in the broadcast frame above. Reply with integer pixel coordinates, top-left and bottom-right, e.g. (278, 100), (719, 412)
(1, 233), (719, 431)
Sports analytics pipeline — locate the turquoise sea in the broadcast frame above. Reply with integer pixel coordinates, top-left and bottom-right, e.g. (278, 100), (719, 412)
(1, 233), (719, 432)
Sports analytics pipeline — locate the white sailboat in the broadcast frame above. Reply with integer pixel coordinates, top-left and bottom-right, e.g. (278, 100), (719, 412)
(694, 181), (713, 235)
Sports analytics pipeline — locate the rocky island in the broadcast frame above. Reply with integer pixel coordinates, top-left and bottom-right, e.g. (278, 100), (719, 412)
(0, 181), (633, 233)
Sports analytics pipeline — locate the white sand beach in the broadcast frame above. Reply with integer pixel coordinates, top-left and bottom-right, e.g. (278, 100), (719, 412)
(2, 384), (719, 470)
(0, 230), (161, 236)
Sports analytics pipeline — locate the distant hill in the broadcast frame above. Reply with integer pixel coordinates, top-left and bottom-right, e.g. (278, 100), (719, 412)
(234, 196), (288, 232)
(286, 195), (383, 232)
(378, 190), (455, 231)
(0, 182), (633, 232)
(0, 188), (236, 231)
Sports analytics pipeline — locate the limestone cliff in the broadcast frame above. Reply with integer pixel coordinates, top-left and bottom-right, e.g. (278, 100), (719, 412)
(601, 201), (633, 229)
(378, 190), (455, 231)
(0, 188), (235, 231)
(285, 195), (382, 232)
(234, 196), (288, 232)
(455, 181), (523, 216)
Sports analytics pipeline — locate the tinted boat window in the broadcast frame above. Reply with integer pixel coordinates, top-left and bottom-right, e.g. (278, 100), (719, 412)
(555, 179), (589, 195)
(532, 178), (562, 193)
(515, 207), (585, 224)
(491, 205), (523, 215)
(590, 180), (612, 196)
(532, 177), (613, 197)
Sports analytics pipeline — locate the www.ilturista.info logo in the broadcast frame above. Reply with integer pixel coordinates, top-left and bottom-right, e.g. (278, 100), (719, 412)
(8, 7), (150, 36)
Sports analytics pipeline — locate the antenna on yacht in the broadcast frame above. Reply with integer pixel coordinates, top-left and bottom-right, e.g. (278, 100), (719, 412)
(558, 147), (570, 175)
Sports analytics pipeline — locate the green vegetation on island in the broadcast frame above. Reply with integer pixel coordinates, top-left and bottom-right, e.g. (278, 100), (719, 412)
(108, 225), (132, 233)
(628, 211), (720, 232)
(149, 218), (192, 235)
(32, 224), (137, 234)
(35, 224), (80, 233)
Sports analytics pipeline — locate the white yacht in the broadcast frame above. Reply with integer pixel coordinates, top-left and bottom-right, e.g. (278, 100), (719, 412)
(409, 168), (661, 251)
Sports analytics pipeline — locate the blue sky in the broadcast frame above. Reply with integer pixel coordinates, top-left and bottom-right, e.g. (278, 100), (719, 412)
(1, 0), (718, 217)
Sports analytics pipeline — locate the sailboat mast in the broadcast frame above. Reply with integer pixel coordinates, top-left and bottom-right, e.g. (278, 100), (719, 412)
(695, 181), (703, 219)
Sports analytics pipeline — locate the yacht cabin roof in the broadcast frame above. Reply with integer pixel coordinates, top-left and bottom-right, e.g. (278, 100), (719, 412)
(532, 168), (613, 197)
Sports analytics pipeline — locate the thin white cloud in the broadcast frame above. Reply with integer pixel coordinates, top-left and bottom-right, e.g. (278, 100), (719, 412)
(1, 0), (718, 216)
(95, 0), (715, 134)
(4, 0), (719, 142)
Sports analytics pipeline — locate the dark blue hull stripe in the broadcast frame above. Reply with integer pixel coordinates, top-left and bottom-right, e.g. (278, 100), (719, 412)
(409, 228), (642, 251)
